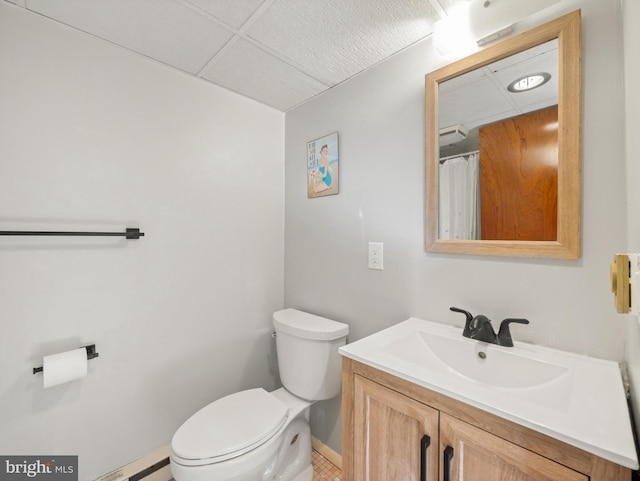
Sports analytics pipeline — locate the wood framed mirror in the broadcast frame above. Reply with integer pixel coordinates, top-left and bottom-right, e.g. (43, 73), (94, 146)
(425, 10), (581, 258)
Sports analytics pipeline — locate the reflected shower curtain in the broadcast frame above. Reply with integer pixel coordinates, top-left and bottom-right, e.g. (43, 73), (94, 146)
(438, 153), (480, 240)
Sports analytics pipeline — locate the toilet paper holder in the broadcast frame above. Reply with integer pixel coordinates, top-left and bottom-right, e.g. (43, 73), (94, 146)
(33, 344), (99, 374)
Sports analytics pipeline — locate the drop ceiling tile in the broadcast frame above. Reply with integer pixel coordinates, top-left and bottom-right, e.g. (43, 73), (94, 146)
(201, 38), (327, 111)
(488, 39), (558, 74)
(245, 0), (438, 85)
(25, 0), (234, 74)
(439, 76), (515, 130)
(490, 41), (558, 114)
(437, 36), (560, 132)
(438, 67), (486, 95)
(491, 49), (558, 84)
(181, 0), (265, 29)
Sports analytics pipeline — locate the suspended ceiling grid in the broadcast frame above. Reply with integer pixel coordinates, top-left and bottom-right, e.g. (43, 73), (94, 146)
(4, 0), (452, 111)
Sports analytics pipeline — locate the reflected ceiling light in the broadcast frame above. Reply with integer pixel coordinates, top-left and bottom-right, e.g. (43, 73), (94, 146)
(544, 121), (559, 131)
(507, 73), (552, 92)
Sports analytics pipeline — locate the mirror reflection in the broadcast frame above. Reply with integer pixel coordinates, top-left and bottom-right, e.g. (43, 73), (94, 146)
(425, 10), (581, 259)
(438, 39), (559, 241)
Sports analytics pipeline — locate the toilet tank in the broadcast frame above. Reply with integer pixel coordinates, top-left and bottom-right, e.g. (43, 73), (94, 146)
(273, 309), (349, 401)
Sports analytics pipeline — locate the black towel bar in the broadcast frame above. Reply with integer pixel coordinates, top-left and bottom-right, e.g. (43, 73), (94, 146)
(0, 227), (144, 239)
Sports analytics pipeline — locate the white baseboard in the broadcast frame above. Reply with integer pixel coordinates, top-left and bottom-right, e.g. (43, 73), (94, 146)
(311, 436), (342, 470)
(95, 446), (171, 481)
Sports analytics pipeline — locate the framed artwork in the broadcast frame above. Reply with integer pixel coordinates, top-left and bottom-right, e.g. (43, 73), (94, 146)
(307, 132), (339, 198)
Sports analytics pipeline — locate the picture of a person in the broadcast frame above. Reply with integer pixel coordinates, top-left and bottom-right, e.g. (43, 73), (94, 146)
(312, 144), (332, 193)
(307, 132), (338, 198)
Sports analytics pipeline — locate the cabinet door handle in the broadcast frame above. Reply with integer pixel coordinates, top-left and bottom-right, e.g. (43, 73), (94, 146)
(443, 445), (454, 481)
(420, 435), (431, 481)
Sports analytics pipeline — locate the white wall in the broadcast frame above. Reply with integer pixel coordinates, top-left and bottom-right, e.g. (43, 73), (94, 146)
(285, 0), (627, 453)
(0, 4), (284, 479)
(623, 0), (640, 431)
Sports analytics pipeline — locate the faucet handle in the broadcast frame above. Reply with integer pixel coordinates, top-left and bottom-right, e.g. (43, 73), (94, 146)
(450, 306), (473, 317)
(450, 307), (474, 335)
(497, 318), (530, 347)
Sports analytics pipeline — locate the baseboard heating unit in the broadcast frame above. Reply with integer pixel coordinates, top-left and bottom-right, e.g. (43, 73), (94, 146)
(95, 446), (171, 481)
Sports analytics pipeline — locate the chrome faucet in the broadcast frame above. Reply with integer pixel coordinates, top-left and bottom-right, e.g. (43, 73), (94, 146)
(450, 307), (529, 347)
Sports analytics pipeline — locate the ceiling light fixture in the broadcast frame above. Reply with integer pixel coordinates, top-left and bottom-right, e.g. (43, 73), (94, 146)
(507, 73), (552, 92)
(469, 0), (561, 45)
(432, 2), (476, 57)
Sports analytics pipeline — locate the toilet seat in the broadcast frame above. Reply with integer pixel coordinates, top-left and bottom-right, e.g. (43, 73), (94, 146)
(171, 388), (289, 467)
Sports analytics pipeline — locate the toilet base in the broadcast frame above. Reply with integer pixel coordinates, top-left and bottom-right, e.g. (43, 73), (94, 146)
(292, 465), (313, 481)
(264, 417), (311, 481)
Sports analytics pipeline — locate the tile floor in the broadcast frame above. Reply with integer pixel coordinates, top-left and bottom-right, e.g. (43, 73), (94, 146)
(312, 449), (342, 481)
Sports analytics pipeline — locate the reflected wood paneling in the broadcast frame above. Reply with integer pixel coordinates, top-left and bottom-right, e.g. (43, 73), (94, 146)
(480, 105), (558, 241)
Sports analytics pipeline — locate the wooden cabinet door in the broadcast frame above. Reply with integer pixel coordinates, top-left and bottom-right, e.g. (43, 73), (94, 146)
(439, 414), (587, 481)
(353, 375), (439, 481)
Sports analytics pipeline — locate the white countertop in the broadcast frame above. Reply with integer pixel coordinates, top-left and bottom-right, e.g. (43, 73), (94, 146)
(339, 317), (639, 470)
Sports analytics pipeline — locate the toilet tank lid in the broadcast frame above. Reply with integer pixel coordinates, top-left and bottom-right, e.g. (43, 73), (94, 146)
(273, 309), (349, 341)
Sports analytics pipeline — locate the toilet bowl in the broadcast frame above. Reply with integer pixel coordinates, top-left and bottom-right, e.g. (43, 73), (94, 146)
(170, 309), (349, 481)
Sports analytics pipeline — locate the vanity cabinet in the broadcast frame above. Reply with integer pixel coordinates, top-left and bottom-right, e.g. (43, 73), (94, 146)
(354, 375), (439, 481)
(440, 414), (586, 481)
(342, 358), (631, 481)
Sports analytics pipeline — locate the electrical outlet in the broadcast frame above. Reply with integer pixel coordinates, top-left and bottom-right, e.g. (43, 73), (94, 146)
(368, 242), (383, 270)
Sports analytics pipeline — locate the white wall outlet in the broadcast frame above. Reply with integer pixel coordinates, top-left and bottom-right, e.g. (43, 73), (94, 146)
(368, 242), (383, 270)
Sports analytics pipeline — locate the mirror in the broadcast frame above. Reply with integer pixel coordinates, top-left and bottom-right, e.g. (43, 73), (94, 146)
(425, 10), (581, 258)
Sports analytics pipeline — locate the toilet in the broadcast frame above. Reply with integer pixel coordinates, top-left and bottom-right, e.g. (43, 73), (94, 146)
(170, 308), (349, 481)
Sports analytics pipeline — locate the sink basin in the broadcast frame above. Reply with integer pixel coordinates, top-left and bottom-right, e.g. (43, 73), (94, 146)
(338, 317), (638, 470)
(382, 329), (570, 389)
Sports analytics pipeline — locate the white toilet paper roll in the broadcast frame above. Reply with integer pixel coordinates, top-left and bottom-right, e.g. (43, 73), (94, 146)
(43, 347), (88, 388)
